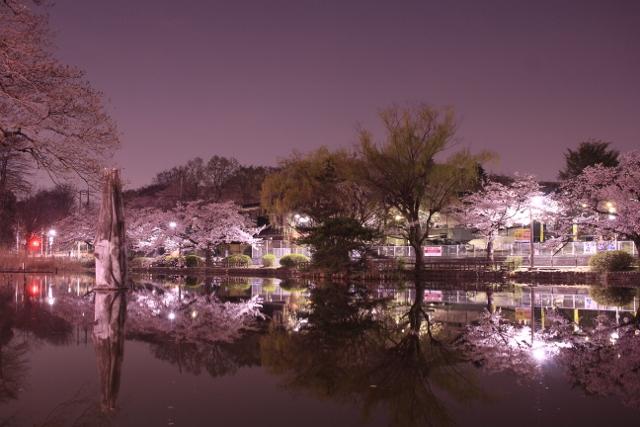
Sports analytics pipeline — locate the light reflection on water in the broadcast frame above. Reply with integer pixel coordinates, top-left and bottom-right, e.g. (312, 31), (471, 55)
(0, 274), (639, 426)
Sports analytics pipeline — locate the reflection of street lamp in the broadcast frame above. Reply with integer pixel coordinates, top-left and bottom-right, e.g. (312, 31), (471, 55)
(47, 229), (56, 257)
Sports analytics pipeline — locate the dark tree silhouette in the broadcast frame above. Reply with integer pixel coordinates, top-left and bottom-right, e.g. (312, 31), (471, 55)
(558, 140), (619, 180)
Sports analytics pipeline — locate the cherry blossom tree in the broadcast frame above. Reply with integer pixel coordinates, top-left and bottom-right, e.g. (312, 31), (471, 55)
(560, 151), (640, 256)
(0, 0), (118, 184)
(52, 200), (262, 256)
(127, 200), (262, 255)
(458, 176), (540, 260)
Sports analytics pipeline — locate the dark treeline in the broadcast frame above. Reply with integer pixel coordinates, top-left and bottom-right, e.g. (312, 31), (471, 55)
(125, 155), (275, 209)
(0, 153), (274, 249)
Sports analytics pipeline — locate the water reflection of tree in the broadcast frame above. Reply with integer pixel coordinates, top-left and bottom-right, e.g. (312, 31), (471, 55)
(147, 333), (261, 378)
(458, 285), (640, 409)
(0, 289), (29, 404)
(261, 282), (483, 427)
(560, 313), (640, 408)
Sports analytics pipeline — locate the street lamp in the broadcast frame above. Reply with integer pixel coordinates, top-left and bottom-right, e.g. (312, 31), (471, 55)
(47, 229), (56, 257)
(168, 221), (182, 265)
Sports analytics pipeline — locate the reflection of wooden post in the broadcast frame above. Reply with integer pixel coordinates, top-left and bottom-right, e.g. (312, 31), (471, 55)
(93, 169), (128, 412)
(94, 290), (126, 412)
(95, 169), (127, 290)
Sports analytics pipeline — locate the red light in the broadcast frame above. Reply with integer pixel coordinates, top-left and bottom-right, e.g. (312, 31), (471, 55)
(29, 284), (39, 295)
(31, 239), (40, 247)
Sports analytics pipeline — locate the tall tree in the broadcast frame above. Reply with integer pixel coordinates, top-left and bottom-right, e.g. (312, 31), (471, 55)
(558, 140), (619, 180)
(357, 105), (491, 273)
(0, 0), (118, 184)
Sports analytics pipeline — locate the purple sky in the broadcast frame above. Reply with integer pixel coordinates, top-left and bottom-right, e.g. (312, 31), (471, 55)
(48, 0), (640, 188)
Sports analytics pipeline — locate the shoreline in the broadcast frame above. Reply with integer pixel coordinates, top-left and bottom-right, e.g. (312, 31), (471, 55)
(2, 266), (639, 287)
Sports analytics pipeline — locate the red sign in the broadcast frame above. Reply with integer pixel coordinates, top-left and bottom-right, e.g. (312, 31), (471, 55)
(423, 246), (443, 257)
(423, 290), (443, 302)
(513, 228), (531, 242)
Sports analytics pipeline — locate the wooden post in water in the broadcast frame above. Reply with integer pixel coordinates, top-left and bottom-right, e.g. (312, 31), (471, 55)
(95, 169), (127, 290)
(93, 169), (127, 412)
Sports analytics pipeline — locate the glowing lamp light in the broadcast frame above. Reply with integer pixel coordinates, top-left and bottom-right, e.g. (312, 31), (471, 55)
(394, 214), (403, 221)
(532, 347), (547, 363)
(191, 310), (198, 319)
(169, 221), (177, 229)
(47, 229), (57, 237)
(168, 311), (176, 321)
(31, 239), (40, 247)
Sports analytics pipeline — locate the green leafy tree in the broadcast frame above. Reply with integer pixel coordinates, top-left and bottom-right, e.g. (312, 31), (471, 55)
(357, 105), (492, 274)
(558, 140), (619, 180)
(261, 147), (377, 224)
(298, 217), (379, 271)
(261, 148), (381, 268)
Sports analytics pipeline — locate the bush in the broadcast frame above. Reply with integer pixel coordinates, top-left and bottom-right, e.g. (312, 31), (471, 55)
(221, 279), (251, 296)
(185, 276), (202, 287)
(278, 278), (306, 291)
(129, 257), (154, 269)
(184, 255), (204, 268)
(224, 254), (252, 267)
(152, 255), (180, 268)
(279, 253), (310, 268)
(589, 286), (637, 306)
(262, 254), (276, 267)
(589, 250), (635, 272)
(261, 278), (277, 293)
(505, 256), (523, 271)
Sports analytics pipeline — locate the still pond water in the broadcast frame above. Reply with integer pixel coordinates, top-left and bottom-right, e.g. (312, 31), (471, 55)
(0, 274), (639, 426)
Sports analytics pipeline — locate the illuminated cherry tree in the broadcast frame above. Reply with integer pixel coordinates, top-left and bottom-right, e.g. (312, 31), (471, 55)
(458, 176), (541, 259)
(52, 200), (261, 255)
(560, 151), (640, 255)
(127, 200), (262, 255)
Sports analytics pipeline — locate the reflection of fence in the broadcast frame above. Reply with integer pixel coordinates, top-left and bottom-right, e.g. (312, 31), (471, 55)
(389, 286), (638, 313)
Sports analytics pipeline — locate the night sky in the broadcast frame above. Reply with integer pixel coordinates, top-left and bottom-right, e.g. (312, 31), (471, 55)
(48, 0), (640, 188)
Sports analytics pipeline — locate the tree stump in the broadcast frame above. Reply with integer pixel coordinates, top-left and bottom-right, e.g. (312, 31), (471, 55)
(93, 169), (128, 412)
(95, 169), (127, 290)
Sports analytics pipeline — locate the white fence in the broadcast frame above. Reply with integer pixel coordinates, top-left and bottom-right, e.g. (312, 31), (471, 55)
(253, 240), (637, 267)
(370, 241), (637, 259)
(251, 244), (311, 260)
